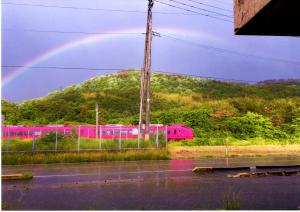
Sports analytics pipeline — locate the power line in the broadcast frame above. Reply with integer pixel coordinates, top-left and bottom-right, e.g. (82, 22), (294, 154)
(203, 0), (232, 6)
(1, 2), (196, 15)
(2, 28), (145, 35)
(1, 65), (254, 83)
(164, 0), (233, 18)
(2, 2), (148, 13)
(157, 33), (300, 66)
(157, 70), (257, 83)
(1, 65), (125, 71)
(2, 1), (234, 17)
(154, 0), (233, 23)
(3, 28), (299, 66)
(183, 0), (232, 12)
(2, 65), (300, 85)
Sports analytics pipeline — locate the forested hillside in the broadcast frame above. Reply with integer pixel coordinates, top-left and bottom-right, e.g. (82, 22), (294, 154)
(2, 70), (300, 142)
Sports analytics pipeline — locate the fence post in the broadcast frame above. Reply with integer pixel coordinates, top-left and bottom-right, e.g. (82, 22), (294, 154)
(119, 126), (122, 150)
(165, 126), (168, 150)
(138, 130), (140, 149)
(32, 127), (36, 152)
(156, 125), (159, 148)
(55, 127), (58, 152)
(6, 127), (10, 152)
(99, 126), (102, 150)
(77, 126), (81, 152)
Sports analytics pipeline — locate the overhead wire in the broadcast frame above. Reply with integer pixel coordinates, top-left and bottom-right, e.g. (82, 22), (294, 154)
(2, 27), (300, 66)
(154, 0), (233, 22)
(163, 0), (233, 18)
(3, 1), (298, 82)
(2, 28), (145, 35)
(183, 0), (232, 12)
(2, 1), (233, 21)
(1, 1), (223, 16)
(1, 65), (257, 83)
(2, 65), (300, 86)
(157, 33), (300, 66)
(2, 65), (125, 71)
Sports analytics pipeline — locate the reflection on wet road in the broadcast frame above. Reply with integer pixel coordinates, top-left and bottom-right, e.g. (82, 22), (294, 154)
(2, 156), (300, 210)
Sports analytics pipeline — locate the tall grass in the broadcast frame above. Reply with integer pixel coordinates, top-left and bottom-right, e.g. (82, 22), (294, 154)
(169, 136), (300, 147)
(2, 150), (169, 165)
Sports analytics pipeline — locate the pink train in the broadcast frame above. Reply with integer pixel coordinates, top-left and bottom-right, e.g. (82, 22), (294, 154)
(2, 124), (194, 140)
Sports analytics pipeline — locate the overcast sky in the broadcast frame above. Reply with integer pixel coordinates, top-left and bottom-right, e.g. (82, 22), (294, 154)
(2, 0), (300, 102)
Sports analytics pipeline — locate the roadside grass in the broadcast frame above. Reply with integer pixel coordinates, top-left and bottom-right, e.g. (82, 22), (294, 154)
(170, 136), (300, 147)
(168, 144), (300, 159)
(2, 150), (169, 165)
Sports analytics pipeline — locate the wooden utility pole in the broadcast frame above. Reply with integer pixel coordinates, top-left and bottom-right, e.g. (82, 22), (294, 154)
(138, 0), (154, 142)
(96, 102), (99, 139)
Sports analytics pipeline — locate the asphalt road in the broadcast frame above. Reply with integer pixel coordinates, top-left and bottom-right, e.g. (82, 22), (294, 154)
(2, 156), (300, 210)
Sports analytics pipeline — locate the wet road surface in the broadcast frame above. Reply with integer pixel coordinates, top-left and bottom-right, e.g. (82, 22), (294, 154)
(2, 156), (300, 210)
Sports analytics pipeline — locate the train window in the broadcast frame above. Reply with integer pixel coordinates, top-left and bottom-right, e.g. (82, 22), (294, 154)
(121, 131), (127, 135)
(167, 130), (170, 135)
(174, 129), (177, 135)
(104, 130), (111, 135)
(16, 132), (23, 136)
(34, 132), (41, 136)
(129, 128), (139, 135)
(113, 131), (120, 135)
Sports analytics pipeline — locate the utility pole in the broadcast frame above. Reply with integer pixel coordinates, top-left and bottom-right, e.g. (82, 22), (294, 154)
(96, 102), (99, 139)
(138, 0), (154, 142)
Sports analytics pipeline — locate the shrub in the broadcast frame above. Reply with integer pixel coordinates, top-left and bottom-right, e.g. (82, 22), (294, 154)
(227, 112), (284, 139)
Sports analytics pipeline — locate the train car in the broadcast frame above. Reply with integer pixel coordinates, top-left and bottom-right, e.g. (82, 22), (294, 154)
(2, 125), (194, 140)
(166, 125), (194, 140)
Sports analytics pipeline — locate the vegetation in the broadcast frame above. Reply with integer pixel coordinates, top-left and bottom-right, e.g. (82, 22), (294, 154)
(21, 173), (33, 179)
(2, 70), (300, 146)
(168, 145), (300, 159)
(2, 150), (169, 165)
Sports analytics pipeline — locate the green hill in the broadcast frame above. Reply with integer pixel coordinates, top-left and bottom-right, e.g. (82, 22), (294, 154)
(2, 70), (300, 143)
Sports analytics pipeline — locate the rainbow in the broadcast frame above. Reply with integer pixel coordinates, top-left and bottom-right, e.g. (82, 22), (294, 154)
(2, 27), (224, 86)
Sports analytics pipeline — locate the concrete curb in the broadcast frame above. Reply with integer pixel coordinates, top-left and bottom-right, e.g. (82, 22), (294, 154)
(256, 165), (300, 169)
(192, 167), (213, 173)
(192, 166), (250, 173)
(228, 170), (300, 178)
(193, 164), (300, 173)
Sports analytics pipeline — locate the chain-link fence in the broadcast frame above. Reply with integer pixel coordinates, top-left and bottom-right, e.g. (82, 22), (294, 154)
(1, 125), (168, 153)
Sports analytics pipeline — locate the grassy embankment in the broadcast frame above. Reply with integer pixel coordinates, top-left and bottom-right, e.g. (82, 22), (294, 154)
(168, 137), (300, 158)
